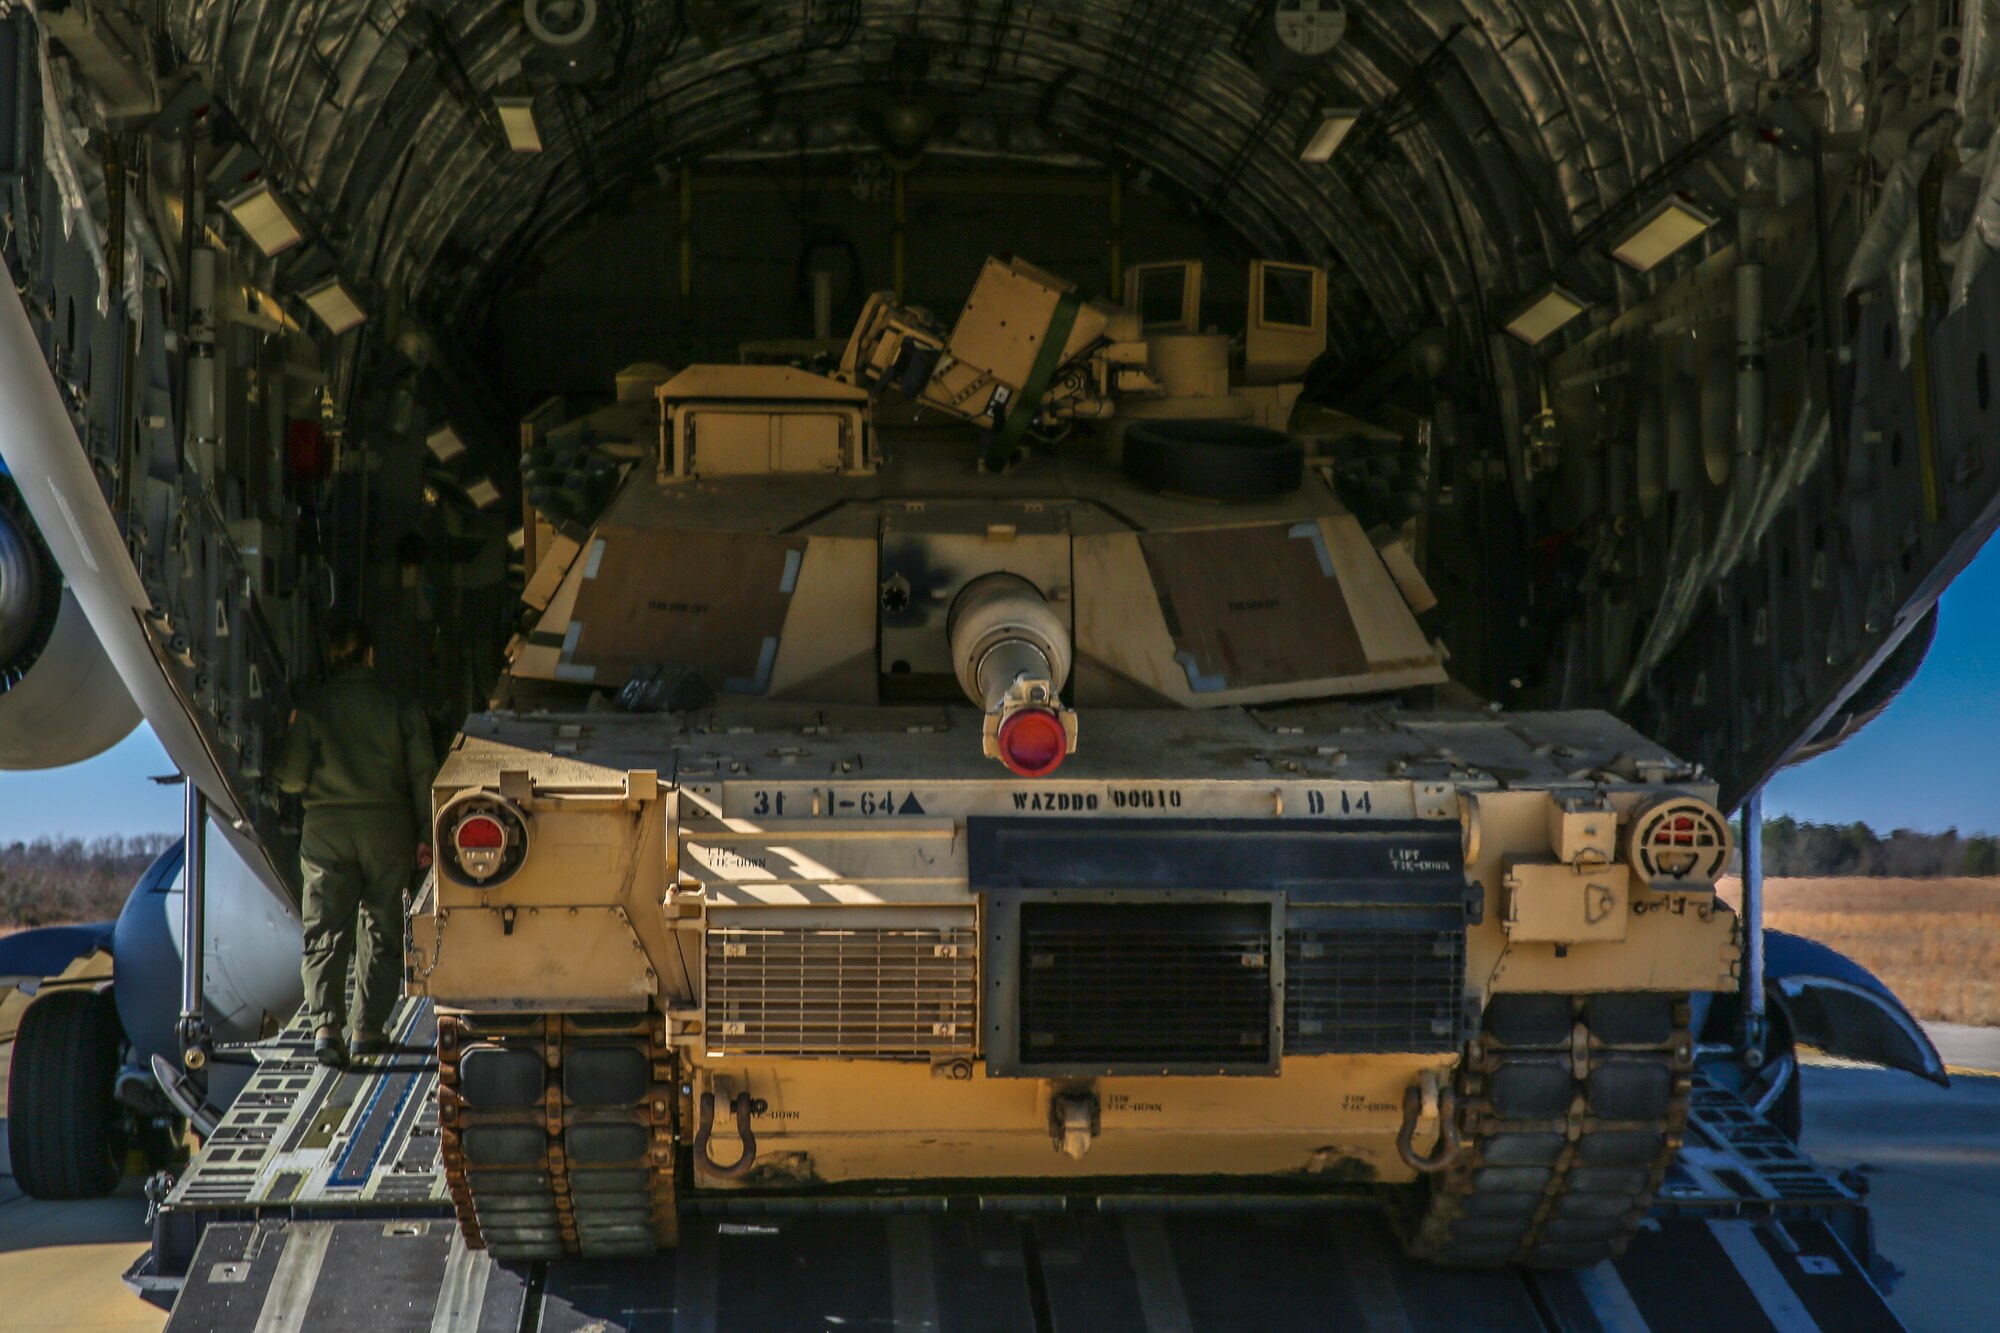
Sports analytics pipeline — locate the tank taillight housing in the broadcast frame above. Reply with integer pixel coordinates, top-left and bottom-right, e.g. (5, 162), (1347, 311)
(457, 814), (506, 847)
(1625, 794), (1732, 887)
(437, 791), (532, 888)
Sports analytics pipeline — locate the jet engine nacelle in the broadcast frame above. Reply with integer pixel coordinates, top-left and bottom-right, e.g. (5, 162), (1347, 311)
(113, 831), (304, 1097)
(0, 496), (139, 768)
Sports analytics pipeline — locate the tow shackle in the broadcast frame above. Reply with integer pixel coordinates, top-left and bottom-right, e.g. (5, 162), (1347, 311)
(693, 1089), (769, 1180)
(1396, 1080), (1464, 1174)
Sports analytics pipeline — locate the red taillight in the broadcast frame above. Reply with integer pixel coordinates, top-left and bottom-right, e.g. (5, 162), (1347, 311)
(997, 708), (1067, 777)
(456, 815), (506, 850)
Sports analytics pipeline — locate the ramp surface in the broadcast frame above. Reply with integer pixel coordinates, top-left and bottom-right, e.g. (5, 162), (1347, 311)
(151, 999), (1910, 1331)
(163, 1212), (1901, 1332)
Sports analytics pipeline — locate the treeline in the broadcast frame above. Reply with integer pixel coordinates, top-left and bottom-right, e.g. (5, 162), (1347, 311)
(1755, 815), (2000, 878)
(0, 834), (178, 927)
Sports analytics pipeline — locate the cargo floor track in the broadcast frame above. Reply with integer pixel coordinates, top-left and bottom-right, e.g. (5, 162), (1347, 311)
(139, 1000), (1909, 1332)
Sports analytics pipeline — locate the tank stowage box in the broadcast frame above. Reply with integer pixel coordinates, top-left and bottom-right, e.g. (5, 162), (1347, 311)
(411, 257), (1737, 1269)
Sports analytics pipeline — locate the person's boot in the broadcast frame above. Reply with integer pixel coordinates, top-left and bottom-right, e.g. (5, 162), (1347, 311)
(350, 1029), (391, 1058)
(313, 1026), (347, 1068)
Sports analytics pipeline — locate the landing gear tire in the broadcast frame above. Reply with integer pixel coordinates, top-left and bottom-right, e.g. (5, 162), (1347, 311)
(1394, 992), (1692, 1268)
(6, 987), (128, 1198)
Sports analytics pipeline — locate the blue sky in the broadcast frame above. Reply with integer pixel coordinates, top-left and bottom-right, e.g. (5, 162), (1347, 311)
(0, 535), (1995, 844)
(1762, 531), (2000, 835)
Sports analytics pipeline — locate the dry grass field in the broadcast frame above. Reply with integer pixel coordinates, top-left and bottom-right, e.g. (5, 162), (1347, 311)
(1719, 877), (2000, 1026)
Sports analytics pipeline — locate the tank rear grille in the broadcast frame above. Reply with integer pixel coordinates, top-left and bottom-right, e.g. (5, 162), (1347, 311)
(1016, 902), (1274, 1070)
(704, 925), (977, 1058)
(1284, 914), (1465, 1054)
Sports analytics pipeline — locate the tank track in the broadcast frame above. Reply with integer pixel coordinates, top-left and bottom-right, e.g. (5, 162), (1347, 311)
(437, 1011), (679, 1260)
(1398, 992), (1694, 1268)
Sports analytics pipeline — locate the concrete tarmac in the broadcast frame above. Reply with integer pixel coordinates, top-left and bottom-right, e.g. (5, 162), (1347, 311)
(1801, 1062), (2000, 1332)
(0, 1126), (164, 1333)
(1917, 1020), (2000, 1077)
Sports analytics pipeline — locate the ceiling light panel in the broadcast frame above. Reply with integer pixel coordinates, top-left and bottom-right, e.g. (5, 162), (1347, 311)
(1504, 285), (1588, 346)
(223, 181), (303, 257)
(427, 425), (468, 462)
(495, 97), (544, 153)
(1611, 197), (1717, 272)
(1299, 109), (1361, 163)
(300, 277), (366, 335)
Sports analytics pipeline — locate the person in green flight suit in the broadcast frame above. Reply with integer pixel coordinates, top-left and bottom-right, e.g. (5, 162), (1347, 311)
(275, 621), (435, 1067)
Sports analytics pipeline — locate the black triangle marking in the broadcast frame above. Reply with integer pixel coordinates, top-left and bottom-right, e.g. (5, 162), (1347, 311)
(897, 792), (926, 815)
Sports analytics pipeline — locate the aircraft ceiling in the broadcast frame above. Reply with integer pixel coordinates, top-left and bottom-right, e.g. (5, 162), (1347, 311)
(8, 0), (2000, 895)
(158, 0), (1912, 364)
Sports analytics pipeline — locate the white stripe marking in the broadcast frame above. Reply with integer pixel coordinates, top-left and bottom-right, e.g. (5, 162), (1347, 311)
(1710, 1220), (1818, 1333)
(251, 1222), (335, 1333)
(1574, 1261), (1653, 1333)
(1122, 1216), (1193, 1333)
(673, 1223), (720, 1333)
(887, 1216), (941, 1331)
(1334, 1224), (1415, 1333)
(427, 1230), (492, 1333)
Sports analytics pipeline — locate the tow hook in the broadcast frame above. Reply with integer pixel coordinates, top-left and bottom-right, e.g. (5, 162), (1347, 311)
(1050, 1088), (1099, 1160)
(694, 1089), (769, 1180)
(1396, 1071), (1463, 1174)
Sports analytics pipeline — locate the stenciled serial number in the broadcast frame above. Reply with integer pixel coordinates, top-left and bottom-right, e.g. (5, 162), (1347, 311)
(724, 781), (1417, 820)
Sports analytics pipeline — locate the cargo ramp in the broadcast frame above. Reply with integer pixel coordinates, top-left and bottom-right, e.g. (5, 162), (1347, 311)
(137, 1000), (1907, 1332)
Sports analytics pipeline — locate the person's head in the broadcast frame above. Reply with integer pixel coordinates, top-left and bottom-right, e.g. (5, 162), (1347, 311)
(325, 620), (374, 671)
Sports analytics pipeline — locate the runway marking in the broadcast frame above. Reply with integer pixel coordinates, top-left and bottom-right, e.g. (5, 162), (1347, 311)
(1121, 1216), (1194, 1333)
(1804, 1051), (2000, 1080)
(1944, 1063), (2000, 1080)
(1709, 1220), (1817, 1333)
(1573, 1262), (1652, 1333)
(252, 1221), (335, 1333)
(887, 1216), (940, 1332)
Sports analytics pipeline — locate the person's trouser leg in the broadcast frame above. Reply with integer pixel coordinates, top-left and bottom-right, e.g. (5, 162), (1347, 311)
(299, 818), (362, 1033)
(352, 814), (415, 1038)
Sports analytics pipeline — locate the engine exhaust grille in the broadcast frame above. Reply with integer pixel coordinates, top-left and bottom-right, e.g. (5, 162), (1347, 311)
(1015, 901), (1276, 1072)
(1284, 909), (1465, 1054)
(705, 925), (977, 1058)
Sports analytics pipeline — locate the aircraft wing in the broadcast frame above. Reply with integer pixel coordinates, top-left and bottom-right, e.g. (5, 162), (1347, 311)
(0, 262), (293, 908)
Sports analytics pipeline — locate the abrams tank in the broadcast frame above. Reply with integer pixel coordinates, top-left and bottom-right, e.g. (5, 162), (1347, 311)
(407, 255), (1739, 1268)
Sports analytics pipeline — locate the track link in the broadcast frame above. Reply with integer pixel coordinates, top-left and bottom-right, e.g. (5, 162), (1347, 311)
(1399, 992), (1693, 1267)
(438, 1010), (679, 1260)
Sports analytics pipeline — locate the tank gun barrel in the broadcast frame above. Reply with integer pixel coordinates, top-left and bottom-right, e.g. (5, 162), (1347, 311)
(947, 574), (1077, 777)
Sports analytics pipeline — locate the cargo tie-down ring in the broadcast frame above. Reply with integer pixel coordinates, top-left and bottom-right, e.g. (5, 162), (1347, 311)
(1396, 1078), (1463, 1174)
(694, 1090), (769, 1180)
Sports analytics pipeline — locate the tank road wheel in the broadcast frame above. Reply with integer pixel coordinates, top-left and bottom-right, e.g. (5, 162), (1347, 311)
(6, 987), (128, 1199)
(437, 1011), (680, 1261)
(1395, 992), (1693, 1268)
